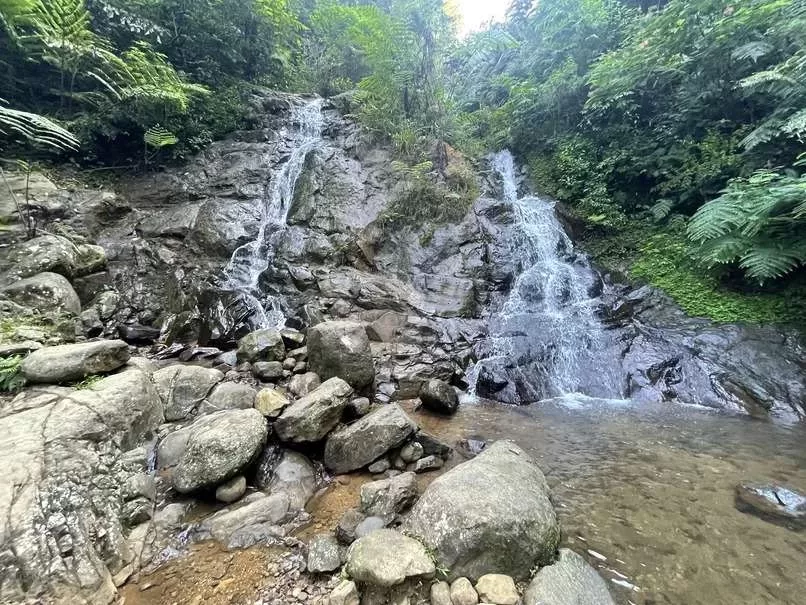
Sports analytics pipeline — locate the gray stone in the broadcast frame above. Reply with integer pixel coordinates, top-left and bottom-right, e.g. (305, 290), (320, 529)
(80, 308), (103, 337)
(347, 396), (372, 417)
(215, 475), (247, 503)
(345, 529), (435, 587)
(153, 365), (224, 421)
(21, 339), (130, 384)
(399, 441), (424, 463)
(254, 388), (290, 418)
(324, 404), (418, 473)
(735, 483), (806, 529)
(413, 455), (443, 473)
(288, 371), (322, 397)
(275, 377), (353, 443)
(3, 272), (81, 316)
(336, 509), (365, 545)
(172, 409), (267, 493)
(368, 459), (390, 474)
(430, 581), (452, 605)
(354, 516), (387, 539)
(307, 533), (341, 573)
(237, 328), (286, 362)
(523, 549), (616, 605)
(451, 578), (479, 605)
(475, 574), (519, 605)
(252, 360), (285, 381)
(266, 450), (317, 511)
(406, 440), (559, 581)
(199, 492), (291, 544)
(205, 382), (257, 412)
(307, 321), (374, 389)
(329, 580), (360, 605)
(283, 357), (297, 371)
(280, 328), (305, 348)
(359, 472), (417, 522)
(419, 379), (459, 415)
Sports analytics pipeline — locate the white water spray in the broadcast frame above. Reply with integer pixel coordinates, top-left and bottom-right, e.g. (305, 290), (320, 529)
(220, 99), (324, 328)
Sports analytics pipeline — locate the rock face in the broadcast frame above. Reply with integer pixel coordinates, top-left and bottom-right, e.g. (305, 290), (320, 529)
(406, 440), (559, 581)
(274, 377), (353, 443)
(21, 339), (130, 383)
(307, 321), (374, 389)
(172, 409), (267, 493)
(419, 379), (459, 415)
(735, 483), (806, 529)
(153, 364), (224, 420)
(0, 367), (162, 603)
(324, 404), (418, 473)
(345, 529), (435, 587)
(2, 271), (81, 316)
(523, 549), (616, 605)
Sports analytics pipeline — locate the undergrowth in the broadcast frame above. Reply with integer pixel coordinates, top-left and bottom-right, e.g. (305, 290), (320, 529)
(0, 355), (25, 393)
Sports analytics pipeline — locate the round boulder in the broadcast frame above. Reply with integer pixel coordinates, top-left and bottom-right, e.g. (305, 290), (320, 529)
(523, 548), (616, 605)
(307, 321), (374, 389)
(346, 529), (435, 587)
(419, 379), (459, 415)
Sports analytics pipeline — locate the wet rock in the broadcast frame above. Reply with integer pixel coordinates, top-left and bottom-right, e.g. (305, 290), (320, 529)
(450, 578), (479, 605)
(216, 475), (247, 503)
(280, 327), (306, 348)
(204, 382), (257, 413)
(476, 574), (519, 605)
(324, 404), (418, 473)
(237, 328), (286, 362)
(329, 580), (360, 605)
(399, 441), (424, 463)
(275, 377), (353, 443)
(21, 339), (130, 384)
(80, 308), (103, 337)
(457, 438), (487, 458)
(406, 440), (559, 581)
(368, 458), (390, 474)
(523, 548), (616, 605)
(735, 483), (806, 529)
(3, 272), (81, 316)
(412, 455), (443, 473)
(359, 472), (418, 522)
(347, 396), (372, 418)
(153, 364), (224, 421)
(253, 360), (284, 381)
(336, 509), (366, 544)
(288, 371), (321, 397)
(172, 408), (267, 493)
(199, 492), (291, 544)
(307, 320), (374, 389)
(254, 387), (289, 418)
(266, 450), (317, 511)
(431, 581), (452, 605)
(419, 379), (459, 415)
(413, 431), (453, 457)
(307, 533), (341, 573)
(345, 529), (435, 587)
(118, 323), (161, 344)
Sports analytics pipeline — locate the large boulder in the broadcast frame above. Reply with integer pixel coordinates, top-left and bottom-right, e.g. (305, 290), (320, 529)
(237, 328), (286, 362)
(3, 272), (81, 316)
(153, 364), (224, 421)
(172, 409), (267, 493)
(1, 234), (107, 281)
(274, 377), (353, 443)
(324, 404), (417, 473)
(203, 381), (257, 413)
(419, 379), (459, 415)
(406, 440), (559, 581)
(345, 529), (435, 587)
(21, 339), (130, 384)
(523, 549), (616, 605)
(307, 321), (374, 388)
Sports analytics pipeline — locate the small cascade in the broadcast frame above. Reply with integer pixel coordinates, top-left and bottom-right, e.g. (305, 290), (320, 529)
(468, 150), (623, 402)
(220, 98), (324, 329)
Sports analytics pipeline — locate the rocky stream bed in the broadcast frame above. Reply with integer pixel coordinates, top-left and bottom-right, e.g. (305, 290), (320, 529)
(1, 91), (805, 605)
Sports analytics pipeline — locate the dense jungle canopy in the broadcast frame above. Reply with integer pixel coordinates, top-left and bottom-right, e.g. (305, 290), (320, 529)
(1, 0), (805, 324)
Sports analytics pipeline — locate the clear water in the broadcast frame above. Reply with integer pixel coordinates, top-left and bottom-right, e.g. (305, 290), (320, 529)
(220, 99), (324, 329)
(467, 150), (622, 399)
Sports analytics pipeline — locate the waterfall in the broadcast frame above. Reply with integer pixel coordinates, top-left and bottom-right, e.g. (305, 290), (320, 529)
(468, 150), (623, 402)
(220, 98), (324, 329)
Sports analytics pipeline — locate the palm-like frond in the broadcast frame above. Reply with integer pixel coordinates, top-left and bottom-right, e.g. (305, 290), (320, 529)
(0, 100), (78, 149)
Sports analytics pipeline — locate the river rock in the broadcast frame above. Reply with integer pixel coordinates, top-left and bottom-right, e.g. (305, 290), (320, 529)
(406, 440), (559, 581)
(21, 339), (130, 383)
(324, 404), (418, 473)
(204, 381), (257, 413)
(172, 409), (267, 493)
(275, 377), (353, 443)
(523, 548), (616, 605)
(336, 509), (365, 544)
(345, 529), (435, 587)
(288, 371), (321, 396)
(359, 472), (417, 521)
(400, 441), (424, 463)
(451, 578), (479, 605)
(307, 533), (341, 573)
(215, 475), (247, 503)
(199, 492), (291, 544)
(355, 516), (387, 538)
(254, 387), (290, 417)
(3, 271), (81, 316)
(476, 574), (519, 605)
(329, 580), (360, 605)
(735, 483), (806, 529)
(419, 379), (459, 415)
(237, 328), (286, 362)
(253, 360), (285, 381)
(153, 364), (224, 421)
(307, 321), (374, 388)
(431, 581), (452, 605)
(266, 450), (317, 511)
(412, 454), (443, 473)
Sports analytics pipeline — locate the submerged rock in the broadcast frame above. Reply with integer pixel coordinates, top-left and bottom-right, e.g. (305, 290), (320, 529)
(523, 548), (616, 605)
(21, 339), (130, 384)
(307, 321), (374, 389)
(406, 440), (559, 581)
(345, 529), (435, 587)
(735, 483), (806, 529)
(275, 377), (353, 443)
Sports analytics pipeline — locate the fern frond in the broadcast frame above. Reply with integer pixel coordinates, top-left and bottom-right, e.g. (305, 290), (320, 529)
(144, 125), (178, 149)
(0, 101), (78, 149)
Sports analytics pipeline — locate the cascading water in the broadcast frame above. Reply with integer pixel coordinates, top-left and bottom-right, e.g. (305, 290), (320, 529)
(220, 99), (324, 329)
(468, 150), (623, 402)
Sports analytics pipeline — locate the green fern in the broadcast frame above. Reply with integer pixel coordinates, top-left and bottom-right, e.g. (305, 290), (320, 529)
(0, 99), (78, 149)
(0, 355), (26, 393)
(143, 125), (178, 149)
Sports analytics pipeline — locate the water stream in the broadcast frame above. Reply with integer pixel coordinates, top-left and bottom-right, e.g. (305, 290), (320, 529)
(220, 98), (324, 329)
(468, 150), (622, 401)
